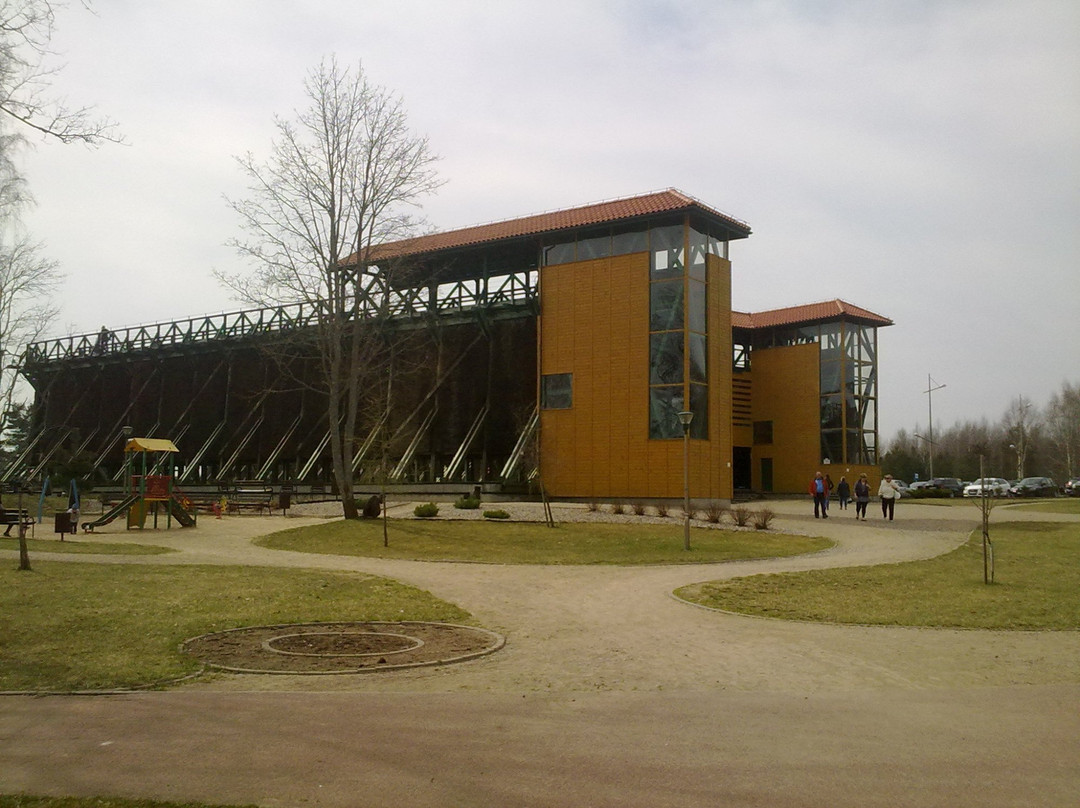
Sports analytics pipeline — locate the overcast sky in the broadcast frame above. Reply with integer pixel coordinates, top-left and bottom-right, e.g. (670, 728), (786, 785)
(19, 0), (1080, 442)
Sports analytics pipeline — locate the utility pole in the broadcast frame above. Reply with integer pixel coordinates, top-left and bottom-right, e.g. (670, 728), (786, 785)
(924, 374), (946, 478)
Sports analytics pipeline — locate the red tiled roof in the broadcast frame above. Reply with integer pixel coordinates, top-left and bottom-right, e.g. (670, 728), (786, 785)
(732, 299), (893, 329)
(364, 188), (751, 261)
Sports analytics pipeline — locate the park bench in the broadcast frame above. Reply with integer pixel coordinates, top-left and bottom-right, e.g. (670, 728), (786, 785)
(225, 483), (276, 514)
(0, 508), (34, 536)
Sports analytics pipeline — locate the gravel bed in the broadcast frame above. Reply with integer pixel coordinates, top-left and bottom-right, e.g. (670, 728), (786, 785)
(286, 499), (782, 531)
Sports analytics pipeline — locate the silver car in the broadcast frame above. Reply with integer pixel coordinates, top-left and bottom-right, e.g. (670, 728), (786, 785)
(963, 477), (1011, 497)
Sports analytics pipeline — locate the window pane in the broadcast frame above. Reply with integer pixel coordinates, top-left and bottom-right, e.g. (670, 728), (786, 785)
(578, 228), (611, 260)
(820, 359), (841, 395)
(541, 373), (572, 409)
(689, 333), (707, 383)
(650, 224), (684, 279)
(649, 386), (684, 439)
(689, 383), (708, 439)
(649, 280), (683, 331)
(543, 242), (575, 266)
(753, 420), (774, 445)
(650, 332), (684, 385)
(612, 226), (647, 255)
(820, 395), (842, 430)
(821, 429), (842, 464)
(687, 279), (706, 333)
(689, 227), (707, 280)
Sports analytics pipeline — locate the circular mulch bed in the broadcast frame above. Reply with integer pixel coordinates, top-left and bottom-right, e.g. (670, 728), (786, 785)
(181, 621), (505, 675)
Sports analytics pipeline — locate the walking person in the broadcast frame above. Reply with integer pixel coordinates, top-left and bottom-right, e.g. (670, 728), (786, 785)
(836, 476), (851, 510)
(809, 471), (829, 518)
(823, 473), (834, 515)
(854, 473), (871, 520)
(879, 474), (900, 520)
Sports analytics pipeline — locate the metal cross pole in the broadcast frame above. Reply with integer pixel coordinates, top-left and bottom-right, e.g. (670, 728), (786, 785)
(677, 410), (694, 551)
(924, 374), (946, 479)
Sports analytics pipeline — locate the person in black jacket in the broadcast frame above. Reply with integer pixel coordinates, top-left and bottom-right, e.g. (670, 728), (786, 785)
(853, 474), (871, 520)
(836, 476), (851, 510)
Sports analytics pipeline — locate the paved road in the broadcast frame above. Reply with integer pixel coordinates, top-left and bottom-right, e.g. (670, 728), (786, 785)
(2, 500), (1078, 806)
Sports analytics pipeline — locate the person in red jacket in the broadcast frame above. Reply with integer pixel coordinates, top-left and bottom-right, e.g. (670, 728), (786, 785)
(808, 471), (829, 518)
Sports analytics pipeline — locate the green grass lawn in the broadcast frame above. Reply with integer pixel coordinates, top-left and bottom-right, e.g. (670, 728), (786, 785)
(1004, 498), (1080, 515)
(676, 520), (1079, 629)
(255, 518), (832, 564)
(0, 562), (470, 692)
(0, 536), (175, 555)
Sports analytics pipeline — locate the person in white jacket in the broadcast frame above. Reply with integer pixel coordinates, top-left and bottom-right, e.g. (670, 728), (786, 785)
(878, 474), (900, 520)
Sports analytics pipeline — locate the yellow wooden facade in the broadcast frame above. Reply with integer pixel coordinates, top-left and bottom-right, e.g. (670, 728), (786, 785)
(538, 251), (732, 500)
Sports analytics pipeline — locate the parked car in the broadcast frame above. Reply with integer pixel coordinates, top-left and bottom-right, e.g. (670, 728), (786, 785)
(927, 477), (964, 497)
(893, 480), (911, 498)
(963, 477), (1011, 498)
(1009, 477), (1058, 497)
(908, 480), (934, 492)
(1064, 477), (1080, 497)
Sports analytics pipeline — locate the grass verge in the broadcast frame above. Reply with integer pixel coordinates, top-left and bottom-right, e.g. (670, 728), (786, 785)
(0, 536), (175, 555)
(676, 521), (1079, 629)
(1004, 499), (1080, 515)
(0, 562), (470, 692)
(254, 519), (832, 564)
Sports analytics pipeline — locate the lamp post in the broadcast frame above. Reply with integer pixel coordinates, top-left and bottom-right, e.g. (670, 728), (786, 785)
(677, 410), (694, 551)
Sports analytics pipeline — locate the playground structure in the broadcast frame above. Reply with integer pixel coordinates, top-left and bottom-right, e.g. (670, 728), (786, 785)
(83, 438), (196, 531)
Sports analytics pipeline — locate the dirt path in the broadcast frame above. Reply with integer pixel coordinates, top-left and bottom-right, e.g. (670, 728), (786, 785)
(28, 499), (1080, 695)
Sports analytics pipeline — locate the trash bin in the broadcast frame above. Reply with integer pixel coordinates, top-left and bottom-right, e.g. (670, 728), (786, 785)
(54, 512), (76, 537)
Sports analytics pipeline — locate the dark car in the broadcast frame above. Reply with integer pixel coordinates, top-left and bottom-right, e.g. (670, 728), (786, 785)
(927, 477), (964, 497)
(1010, 476), (1058, 497)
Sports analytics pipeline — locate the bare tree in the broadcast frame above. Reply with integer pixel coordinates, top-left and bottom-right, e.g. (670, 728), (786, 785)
(1045, 381), (1080, 481)
(0, 0), (120, 437)
(0, 1), (120, 145)
(0, 232), (59, 431)
(223, 57), (441, 518)
(1002, 395), (1037, 480)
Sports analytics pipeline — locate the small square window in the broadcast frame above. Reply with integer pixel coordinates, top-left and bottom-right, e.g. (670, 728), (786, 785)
(541, 373), (573, 410)
(753, 420), (773, 445)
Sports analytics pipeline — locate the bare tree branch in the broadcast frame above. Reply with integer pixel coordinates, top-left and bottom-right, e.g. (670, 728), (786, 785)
(0, 1), (122, 145)
(222, 57), (442, 518)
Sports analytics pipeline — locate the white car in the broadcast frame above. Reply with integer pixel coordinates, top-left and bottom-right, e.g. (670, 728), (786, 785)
(963, 477), (1011, 497)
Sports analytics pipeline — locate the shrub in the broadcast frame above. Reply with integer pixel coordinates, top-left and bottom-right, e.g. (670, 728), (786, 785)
(610, 501), (626, 515)
(587, 500), (600, 512)
(752, 508), (776, 530)
(730, 505), (752, 527)
(703, 501), (727, 524)
(414, 502), (439, 518)
(631, 501), (647, 516)
(483, 509), (510, 520)
(454, 496), (481, 510)
(655, 502), (670, 517)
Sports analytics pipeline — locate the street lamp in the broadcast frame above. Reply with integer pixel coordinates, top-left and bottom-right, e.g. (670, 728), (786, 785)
(677, 410), (694, 551)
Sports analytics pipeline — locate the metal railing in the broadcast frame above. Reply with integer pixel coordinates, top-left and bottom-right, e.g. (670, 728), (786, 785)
(26, 269), (539, 365)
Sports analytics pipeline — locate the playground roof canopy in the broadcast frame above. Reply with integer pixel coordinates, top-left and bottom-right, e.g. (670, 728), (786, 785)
(125, 438), (179, 453)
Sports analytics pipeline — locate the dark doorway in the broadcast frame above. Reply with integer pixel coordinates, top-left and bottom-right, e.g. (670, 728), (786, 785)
(732, 446), (751, 491)
(760, 457), (773, 492)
